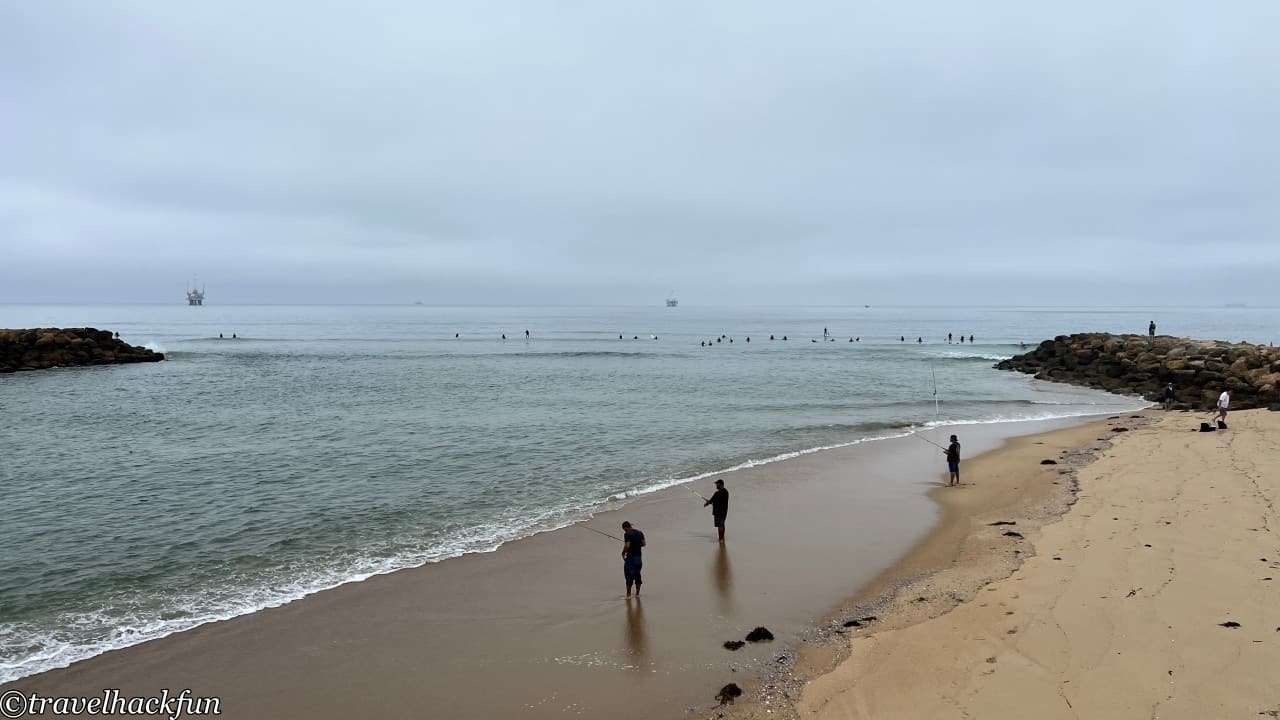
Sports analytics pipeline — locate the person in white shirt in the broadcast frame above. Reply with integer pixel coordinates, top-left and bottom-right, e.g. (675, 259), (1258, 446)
(1217, 390), (1231, 425)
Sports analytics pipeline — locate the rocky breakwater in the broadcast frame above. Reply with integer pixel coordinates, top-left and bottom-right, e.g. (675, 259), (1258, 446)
(996, 333), (1280, 411)
(0, 328), (164, 373)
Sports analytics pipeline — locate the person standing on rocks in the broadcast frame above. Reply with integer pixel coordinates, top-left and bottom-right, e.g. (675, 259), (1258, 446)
(621, 521), (645, 598)
(1216, 389), (1230, 427)
(1149, 320), (1156, 337)
(704, 479), (729, 542)
(945, 434), (961, 486)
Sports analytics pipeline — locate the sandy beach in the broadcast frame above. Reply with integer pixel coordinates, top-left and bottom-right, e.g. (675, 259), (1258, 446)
(787, 409), (1279, 720)
(12, 407), (1279, 718)
(3, 415), (1109, 719)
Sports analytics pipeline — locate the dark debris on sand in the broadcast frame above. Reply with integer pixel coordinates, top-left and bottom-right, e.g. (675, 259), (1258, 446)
(1220, 621), (1242, 628)
(1040, 459), (1058, 465)
(1003, 531), (1024, 539)
(716, 683), (743, 705)
(723, 640), (746, 651)
(989, 521), (1017, 526)
(745, 627), (775, 642)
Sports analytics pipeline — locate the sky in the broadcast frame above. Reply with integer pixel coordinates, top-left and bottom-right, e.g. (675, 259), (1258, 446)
(1, 1), (1277, 306)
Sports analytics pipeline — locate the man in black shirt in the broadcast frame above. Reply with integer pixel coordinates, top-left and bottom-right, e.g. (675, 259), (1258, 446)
(704, 479), (729, 542)
(945, 434), (961, 486)
(621, 521), (645, 597)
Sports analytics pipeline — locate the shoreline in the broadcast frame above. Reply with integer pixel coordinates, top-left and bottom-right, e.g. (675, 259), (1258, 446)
(0, 403), (1136, 688)
(0, 409), (1143, 718)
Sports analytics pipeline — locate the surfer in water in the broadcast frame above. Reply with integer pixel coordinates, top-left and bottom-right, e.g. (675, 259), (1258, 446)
(621, 521), (645, 598)
(945, 434), (961, 486)
(704, 479), (729, 542)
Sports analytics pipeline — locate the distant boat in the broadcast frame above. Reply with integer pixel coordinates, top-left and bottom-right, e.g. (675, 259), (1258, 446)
(666, 291), (678, 307)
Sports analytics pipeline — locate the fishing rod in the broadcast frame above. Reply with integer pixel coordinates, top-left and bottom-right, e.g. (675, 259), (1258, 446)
(577, 525), (624, 542)
(690, 487), (709, 502)
(911, 431), (947, 450)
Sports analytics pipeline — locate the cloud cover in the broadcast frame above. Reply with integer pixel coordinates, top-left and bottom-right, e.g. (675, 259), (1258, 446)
(2, 1), (1277, 305)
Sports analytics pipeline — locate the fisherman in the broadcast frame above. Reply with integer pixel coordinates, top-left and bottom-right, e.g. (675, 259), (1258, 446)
(948, 332), (953, 343)
(945, 434), (961, 486)
(621, 521), (645, 597)
(701, 341), (705, 347)
(959, 335), (965, 343)
(823, 327), (828, 338)
(219, 333), (223, 339)
(1217, 389), (1230, 428)
(968, 335), (974, 343)
(704, 479), (729, 542)
(770, 334), (775, 340)
(455, 333), (459, 338)
(232, 333), (237, 339)
(525, 329), (530, 339)
(917, 337), (923, 343)
(1162, 382), (1176, 410)
(782, 335), (787, 340)
(1149, 320), (1156, 337)
(900, 336), (905, 342)
(502, 334), (506, 340)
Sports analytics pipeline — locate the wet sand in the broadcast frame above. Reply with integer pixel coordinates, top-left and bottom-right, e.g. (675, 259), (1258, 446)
(5, 416), (1115, 719)
(790, 409), (1280, 719)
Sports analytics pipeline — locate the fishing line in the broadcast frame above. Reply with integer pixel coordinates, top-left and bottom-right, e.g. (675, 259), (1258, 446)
(577, 525), (624, 542)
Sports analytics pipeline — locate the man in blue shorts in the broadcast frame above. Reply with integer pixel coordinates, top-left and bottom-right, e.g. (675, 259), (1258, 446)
(945, 434), (961, 486)
(621, 521), (645, 597)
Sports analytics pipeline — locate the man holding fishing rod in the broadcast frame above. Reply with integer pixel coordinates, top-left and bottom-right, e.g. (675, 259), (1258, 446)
(945, 434), (961, 486)
(698, 479), (730, 542)
(621, 521), (646, 598)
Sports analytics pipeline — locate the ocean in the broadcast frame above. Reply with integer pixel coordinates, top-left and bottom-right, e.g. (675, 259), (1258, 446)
(1, 304), (1275, 683)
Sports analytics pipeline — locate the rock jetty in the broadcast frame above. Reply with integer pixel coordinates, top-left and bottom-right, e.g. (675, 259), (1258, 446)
(996, 333), (1280, 411)
(0, 328), (164, 373)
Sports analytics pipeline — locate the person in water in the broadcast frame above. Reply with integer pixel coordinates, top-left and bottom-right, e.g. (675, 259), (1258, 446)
(621, 521), (645, 597)
(704, 479), (729, 542)
(968, 335), (973, 343)
(945, 434), (961, 486)
(948, 332), (953, 343)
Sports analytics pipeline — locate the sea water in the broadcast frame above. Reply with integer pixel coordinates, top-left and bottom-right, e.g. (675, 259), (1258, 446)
(1, 304), (1275, 682)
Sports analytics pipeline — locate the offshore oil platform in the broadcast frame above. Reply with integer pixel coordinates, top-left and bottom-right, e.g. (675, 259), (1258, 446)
(186, 278), (205, 306)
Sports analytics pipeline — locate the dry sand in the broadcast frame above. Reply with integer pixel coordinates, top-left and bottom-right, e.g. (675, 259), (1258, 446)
(788, 409), (1280, 720)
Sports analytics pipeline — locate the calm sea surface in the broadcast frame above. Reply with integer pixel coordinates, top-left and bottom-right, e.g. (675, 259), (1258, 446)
(1, 304), (1275, 682)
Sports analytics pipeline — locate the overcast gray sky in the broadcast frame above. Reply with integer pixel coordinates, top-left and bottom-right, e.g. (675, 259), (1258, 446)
(2, 1), (1277, 305)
